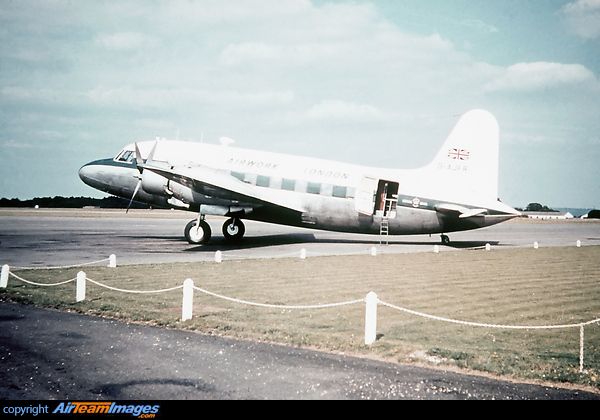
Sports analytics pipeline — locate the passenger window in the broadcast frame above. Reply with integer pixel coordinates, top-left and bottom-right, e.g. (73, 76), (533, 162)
(281, 179), (295, 191)
(231, 171), (245, 181)
(257, 175), (270, 187)
(307, 182), (321, 194)
(332, 186), (346, 198)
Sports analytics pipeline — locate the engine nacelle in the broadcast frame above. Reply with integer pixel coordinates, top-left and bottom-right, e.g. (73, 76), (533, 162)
(169, 182), (195, 204)
(141, 170), (172, 197)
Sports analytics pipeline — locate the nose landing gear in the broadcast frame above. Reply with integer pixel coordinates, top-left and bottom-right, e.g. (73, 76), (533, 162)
(185, 217), (212, 244)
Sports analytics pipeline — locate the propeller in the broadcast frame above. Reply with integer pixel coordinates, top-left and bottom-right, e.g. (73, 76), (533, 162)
(126, 178), (142, 213)
(126, 142), (157, 213)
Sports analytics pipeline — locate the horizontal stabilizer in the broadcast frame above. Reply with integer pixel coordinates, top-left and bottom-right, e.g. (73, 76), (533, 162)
(459, 208), (487, 219)
(435, 203), (487, 219)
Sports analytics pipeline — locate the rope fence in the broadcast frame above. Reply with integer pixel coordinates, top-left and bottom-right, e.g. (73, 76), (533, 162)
(191, 284), (365, 309)
(1, 246), (598, 374)
(7, 254), (117, 270)
(212, 239), (585, 261)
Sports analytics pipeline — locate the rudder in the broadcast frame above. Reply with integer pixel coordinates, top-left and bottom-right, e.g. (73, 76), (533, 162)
(421, 109), (499, 203)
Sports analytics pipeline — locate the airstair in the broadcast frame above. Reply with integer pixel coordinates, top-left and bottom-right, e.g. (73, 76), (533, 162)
(379, 217), (389, 245)
(379, 198), (396, 245)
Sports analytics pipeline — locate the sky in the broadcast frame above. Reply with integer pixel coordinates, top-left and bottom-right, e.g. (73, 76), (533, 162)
(1, 0), (599, 209)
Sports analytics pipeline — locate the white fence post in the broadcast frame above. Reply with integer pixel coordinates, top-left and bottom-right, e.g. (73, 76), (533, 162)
(365, 292), (378, 345)
(109, 254), (117, 268)
(580, 325), (585, 373)
(76, 271), (86, 302)
(300, 248), (307, 259)
(1, 265), (9, 288)
(215, 251), (222, 263)
(182, 278), (194, 321)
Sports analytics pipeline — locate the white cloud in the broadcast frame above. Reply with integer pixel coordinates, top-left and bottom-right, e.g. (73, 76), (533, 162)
(561, 0), (600, 39)
(300, 99), (387, 124)
(483, 62), (597, 92)
(152, 0), (313, 24)
(85, 85), (293, 109)
(219, 41), (341, 67)
(219, 42), (285, 66)
(3, 139), (34, 149)
(1, 86), (83, 107)
(94, 32), (159, 51)
(459, 19), (498, 34)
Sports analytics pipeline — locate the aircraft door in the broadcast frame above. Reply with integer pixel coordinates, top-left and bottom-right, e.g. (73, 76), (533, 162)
(355, 177), (378, 215)
(375, 180), (399, 218)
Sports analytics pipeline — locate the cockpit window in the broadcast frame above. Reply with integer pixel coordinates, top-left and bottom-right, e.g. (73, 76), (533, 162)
(115, 150), (135, 163)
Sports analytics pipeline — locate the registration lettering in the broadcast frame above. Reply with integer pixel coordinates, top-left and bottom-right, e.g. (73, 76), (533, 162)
(438, 162), (468, 172)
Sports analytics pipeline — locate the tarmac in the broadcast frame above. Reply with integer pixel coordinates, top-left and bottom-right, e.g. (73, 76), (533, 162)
(2, 301), (598, 400)
(1, 209), (600, 400)
(1, 208), (599, 267)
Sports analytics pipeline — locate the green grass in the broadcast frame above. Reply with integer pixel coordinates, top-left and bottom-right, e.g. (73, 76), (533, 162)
(2, 245), (600, 390)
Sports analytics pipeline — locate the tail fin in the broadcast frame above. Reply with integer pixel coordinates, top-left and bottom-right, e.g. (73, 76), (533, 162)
(420, 109), (499, 203)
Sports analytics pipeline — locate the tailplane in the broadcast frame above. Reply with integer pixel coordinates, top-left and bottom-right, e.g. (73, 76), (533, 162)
(419, 109), (499, 203)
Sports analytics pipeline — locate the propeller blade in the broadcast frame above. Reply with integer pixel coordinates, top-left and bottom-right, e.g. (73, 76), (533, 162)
(134, 143), (143, 173)
(147, 141), (158, 163)
(126, 178), (142, 213)
(134, 141), (158, 172)
(129, 140), (158, 213)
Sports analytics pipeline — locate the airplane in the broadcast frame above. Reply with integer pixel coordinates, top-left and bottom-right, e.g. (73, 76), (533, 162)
(78, 109), (521, 246)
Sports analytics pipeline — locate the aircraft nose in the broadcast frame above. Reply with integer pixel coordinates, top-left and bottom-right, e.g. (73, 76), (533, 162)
(78, 162), (96, 186)
(78, 161), (109, 190)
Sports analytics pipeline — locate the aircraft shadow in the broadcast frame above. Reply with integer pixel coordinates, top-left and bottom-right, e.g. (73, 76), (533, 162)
(184, 233), (318, 252)
(180, 233), (502, 253)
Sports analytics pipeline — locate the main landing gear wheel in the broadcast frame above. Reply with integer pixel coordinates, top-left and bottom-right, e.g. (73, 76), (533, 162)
(222, 218), (245, 242)
(441, 234), (450, 245)
(185, 219), (212, 244)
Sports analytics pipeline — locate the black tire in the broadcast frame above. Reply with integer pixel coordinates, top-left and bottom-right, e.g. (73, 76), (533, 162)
(441, 234), (450, 245)
(184, 219), (211, 244)
(222, 218), (245, 242)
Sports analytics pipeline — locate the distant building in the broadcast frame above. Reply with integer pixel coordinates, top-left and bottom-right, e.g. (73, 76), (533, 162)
(522, 211), (574, 220)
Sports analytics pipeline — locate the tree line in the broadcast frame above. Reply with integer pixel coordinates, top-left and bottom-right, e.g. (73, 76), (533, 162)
(0, 196), (150, 209)
(514, 203), (557, 212)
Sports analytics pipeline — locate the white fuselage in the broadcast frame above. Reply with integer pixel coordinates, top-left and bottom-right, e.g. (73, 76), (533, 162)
(78, 110), (521, 243)
(80, 139), (519, 237)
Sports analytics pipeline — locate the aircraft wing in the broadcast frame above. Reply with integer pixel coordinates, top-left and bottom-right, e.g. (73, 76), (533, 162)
(434, 203), (487, 219)
(140, 162), (306, 213)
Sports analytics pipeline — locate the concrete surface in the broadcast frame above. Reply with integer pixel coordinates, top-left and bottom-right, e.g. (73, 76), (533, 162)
(1, 209), (599, 400)
(1, 209), (599, 267)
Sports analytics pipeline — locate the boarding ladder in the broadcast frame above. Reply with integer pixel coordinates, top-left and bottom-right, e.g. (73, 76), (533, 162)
(379, 217), (389, 245)
(379, 198), (395, 245)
